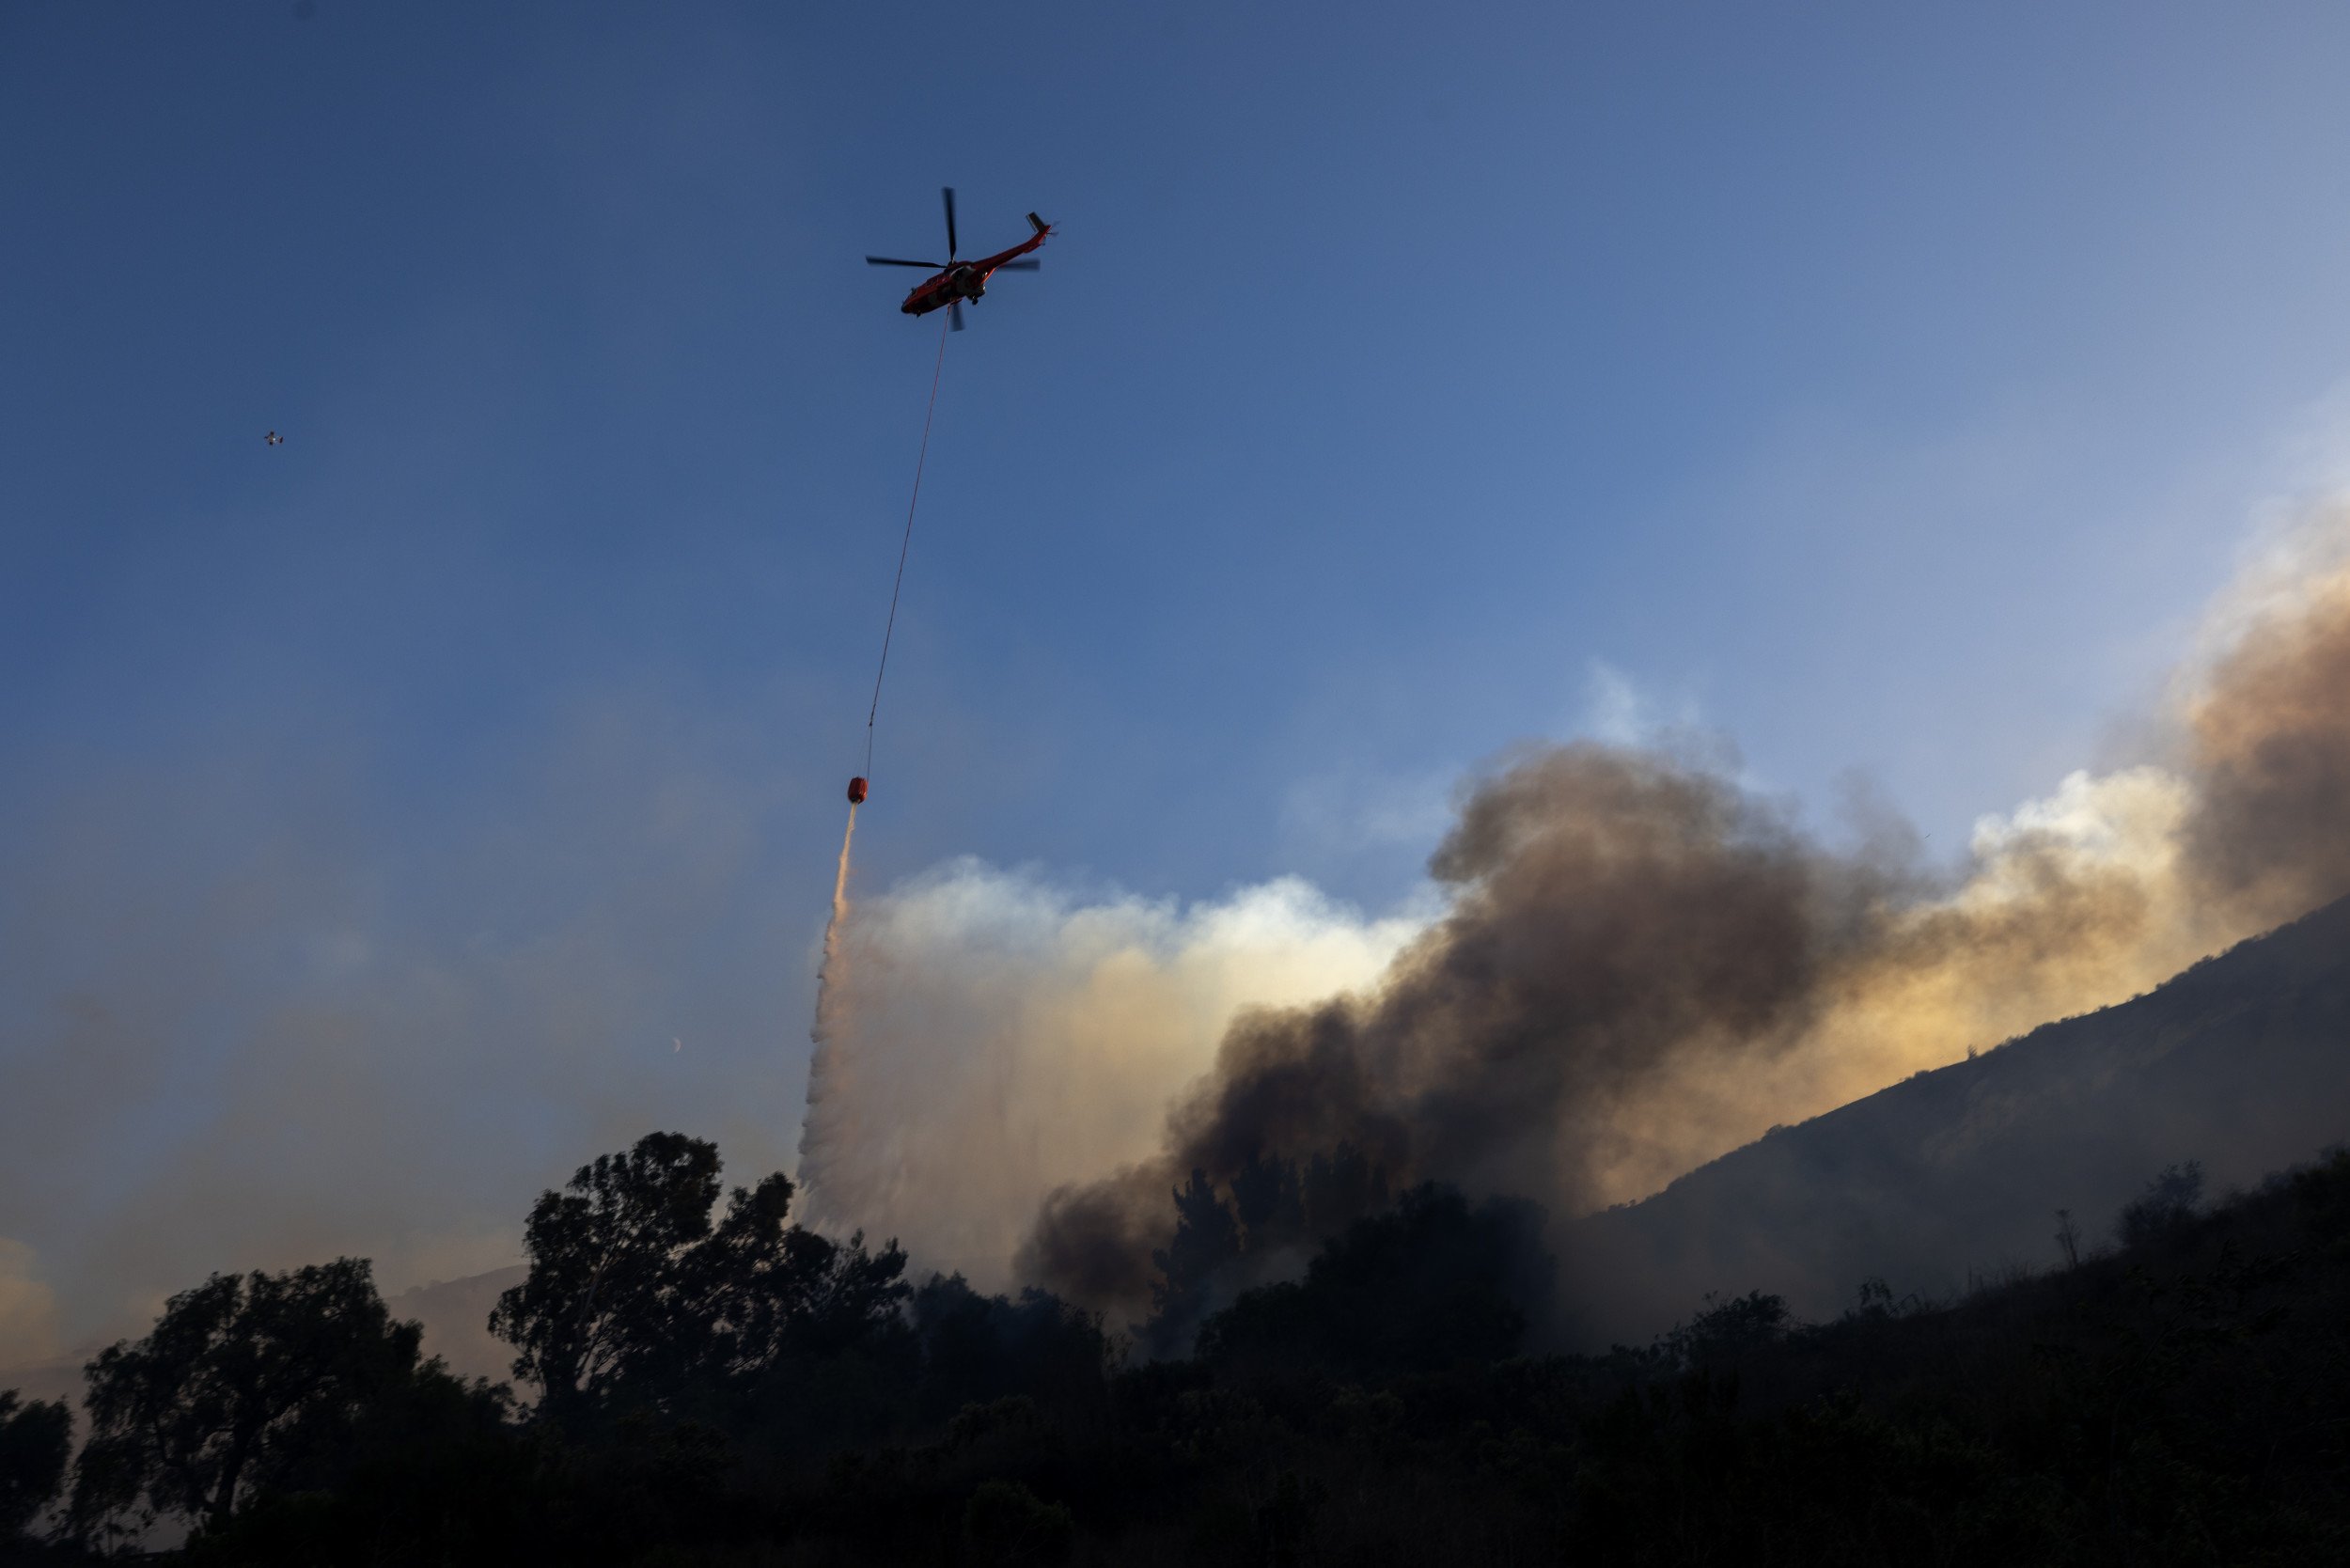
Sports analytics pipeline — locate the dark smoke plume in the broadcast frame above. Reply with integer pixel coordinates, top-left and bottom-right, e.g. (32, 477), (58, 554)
(1019, 547), (2350, 1326)
(1017, 745), (1893, 1318)
(2182, 572), (2350, 921)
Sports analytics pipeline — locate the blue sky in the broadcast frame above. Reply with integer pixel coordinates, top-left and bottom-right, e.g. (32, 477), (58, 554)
(8, 1), (2350, 1343)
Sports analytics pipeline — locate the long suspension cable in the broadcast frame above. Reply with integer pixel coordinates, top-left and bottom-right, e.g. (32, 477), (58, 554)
(864, 313), (951, 778)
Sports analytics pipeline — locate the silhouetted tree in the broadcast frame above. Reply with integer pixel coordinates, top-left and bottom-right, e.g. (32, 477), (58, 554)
(491, 1133), (911, 1421)
(668, 1170), (911, 1376)
(1199, 1183), (1551, 1377)
(1300, 1142), (1388, 1237)
(69, 1258), (425, 1544)
(0, 1389), (70, 1544)
(489, 1131), (724, 1411)
(1663, 1289), (1789, 1369)
(2117, 1159), (2205, 1248)
(2293, 1146), (2350, 1241)
(911, 1275), (1110, 1425)
(1230, 1150), (1305, 1253)
(1143, 1168), (1242, 1354)
(178, 1368), (522, 1567)
(963, 1478), (1073, 1565)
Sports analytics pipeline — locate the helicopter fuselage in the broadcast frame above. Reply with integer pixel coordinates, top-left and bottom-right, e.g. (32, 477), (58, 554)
(898, 231), (1046, 317)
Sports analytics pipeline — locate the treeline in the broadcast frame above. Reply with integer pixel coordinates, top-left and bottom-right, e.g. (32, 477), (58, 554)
(6, 1138), (2350, 1563)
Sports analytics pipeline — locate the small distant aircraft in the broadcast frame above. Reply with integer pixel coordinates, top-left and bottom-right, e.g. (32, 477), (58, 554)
(264, 431), (284, 447)
(866, 187), (1050, 332)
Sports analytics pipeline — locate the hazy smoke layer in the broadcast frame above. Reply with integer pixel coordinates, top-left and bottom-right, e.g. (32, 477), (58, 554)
(0, 687), (822, 1366)
(0, 1239), (61, 1368)
(999, 513), (2350, 1318)
(790, 866), (1421, 1287)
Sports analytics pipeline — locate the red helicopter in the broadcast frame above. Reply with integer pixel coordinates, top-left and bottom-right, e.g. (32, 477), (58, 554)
(866, 187), (1050, 331)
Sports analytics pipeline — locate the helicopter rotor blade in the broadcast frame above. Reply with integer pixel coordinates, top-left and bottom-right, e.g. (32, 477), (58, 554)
(942, 186), (958, 259)
(994, 259), (1040, 271)
(866, 256), (944, 268)
(949, 299), (965, 333)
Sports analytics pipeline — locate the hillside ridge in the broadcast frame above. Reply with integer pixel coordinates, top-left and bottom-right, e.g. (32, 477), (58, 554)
(1565, 894), (2350, 1343)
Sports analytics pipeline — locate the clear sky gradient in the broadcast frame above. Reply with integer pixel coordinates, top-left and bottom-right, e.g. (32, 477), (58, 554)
(8, 2), (2350, 1342)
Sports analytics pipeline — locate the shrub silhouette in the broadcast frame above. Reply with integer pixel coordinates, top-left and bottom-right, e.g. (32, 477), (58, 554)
(963, 1478), (1073, 1565)
(2115, 1158), (2205, 1248)
(1664, 1289), (1790, 1369)
(1197, 1182), (1550, 1377)
(911, 1274), (1109, 1427)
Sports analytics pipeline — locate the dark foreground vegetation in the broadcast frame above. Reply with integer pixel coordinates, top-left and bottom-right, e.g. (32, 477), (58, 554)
(8, 1137), (2350, 1566)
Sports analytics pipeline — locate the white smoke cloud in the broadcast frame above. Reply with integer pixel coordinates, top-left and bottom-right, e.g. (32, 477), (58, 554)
(795, 863), (1424, 1286)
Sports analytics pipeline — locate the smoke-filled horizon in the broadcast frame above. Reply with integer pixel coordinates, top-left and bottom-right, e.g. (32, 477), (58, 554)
(6, 499), (2347, 1374)
(792, 500), (2350, 1324)
(8, 498), (2346, 1375)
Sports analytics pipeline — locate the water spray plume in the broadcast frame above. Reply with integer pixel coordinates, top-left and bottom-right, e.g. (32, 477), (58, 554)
(796, 804), (858, 1200)
(799, 311), (951, 1209)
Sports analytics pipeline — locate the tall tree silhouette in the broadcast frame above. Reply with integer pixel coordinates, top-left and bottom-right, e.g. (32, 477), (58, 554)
(1144, 1168), (1242, 1354)
(490, 1133), (911, 1415)
(488, 1132), (724, 1408)
(69, 1258), (422, 1543)
(666, 1170), (911, 1377)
